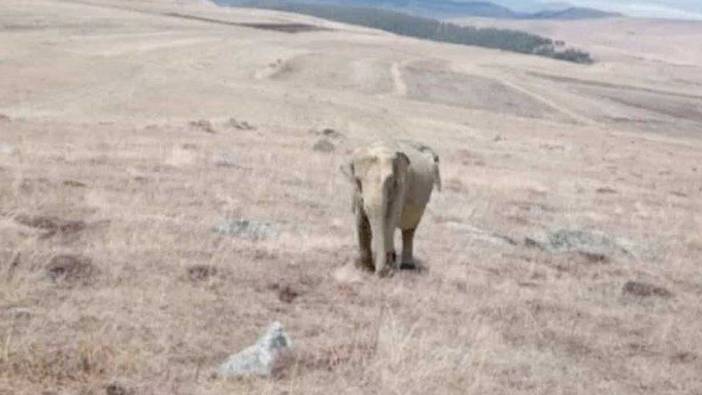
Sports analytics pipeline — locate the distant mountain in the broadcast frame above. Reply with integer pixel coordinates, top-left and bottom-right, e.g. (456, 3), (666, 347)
(528, 7), (623, 20)
(538, 2), (576, 11)
(220, 1), (621, 20)
(275, 0), (520, 19)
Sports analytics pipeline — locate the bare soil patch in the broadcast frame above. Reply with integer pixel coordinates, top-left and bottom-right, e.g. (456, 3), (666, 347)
(186, 264), (218, 282)
(622, 281), (673, 298)
(15, 214), (87, 239)
(46, 254), (97, 285)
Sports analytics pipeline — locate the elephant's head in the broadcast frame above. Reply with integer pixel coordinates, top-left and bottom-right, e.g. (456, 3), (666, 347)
(344, 146), (410, 275)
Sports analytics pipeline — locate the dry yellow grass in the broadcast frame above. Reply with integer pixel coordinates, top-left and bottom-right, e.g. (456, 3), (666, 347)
(1, 0), (702, 394)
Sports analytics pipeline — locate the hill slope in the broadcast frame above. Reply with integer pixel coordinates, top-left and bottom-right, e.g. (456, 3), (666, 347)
(1, 0), (701, 394)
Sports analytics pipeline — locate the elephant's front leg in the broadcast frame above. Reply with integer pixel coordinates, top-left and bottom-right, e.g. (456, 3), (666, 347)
(356, 208), (373, 270)
(400, 228), (416, 270)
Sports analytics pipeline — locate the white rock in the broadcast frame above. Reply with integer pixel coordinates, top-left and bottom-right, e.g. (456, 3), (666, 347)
(0, 143), (17, 155)
(217, 321), (292, 378)
(213, 153), (239, 168)
(213, 219), (279, 240)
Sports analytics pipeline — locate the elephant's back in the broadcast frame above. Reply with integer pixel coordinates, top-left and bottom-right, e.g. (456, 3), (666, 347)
(400, 142), (437, 222)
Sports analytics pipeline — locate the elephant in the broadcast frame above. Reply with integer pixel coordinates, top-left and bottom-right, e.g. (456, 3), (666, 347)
(342, 139), (441, 276)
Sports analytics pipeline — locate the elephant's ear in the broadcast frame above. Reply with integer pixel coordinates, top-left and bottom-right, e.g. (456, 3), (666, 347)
(394, 152), (410, 181)
(339, 162), (354, 182)
(432, 154), (442, 192)
(393, 151), (410, 184)
(340, 162), (360, 213)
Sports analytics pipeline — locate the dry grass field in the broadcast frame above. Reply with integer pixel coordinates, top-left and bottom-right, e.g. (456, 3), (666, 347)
(1, 1), (702, 393)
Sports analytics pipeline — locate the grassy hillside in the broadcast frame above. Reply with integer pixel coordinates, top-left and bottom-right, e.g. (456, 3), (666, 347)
(2, 0), (702, 394)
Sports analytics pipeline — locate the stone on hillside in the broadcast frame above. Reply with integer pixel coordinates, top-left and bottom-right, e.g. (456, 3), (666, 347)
(189, 119), (216, 134)
(217, 321), (292, 378)
(526, 229), (628, 259)
(0, 143), (17, 155)
(228, 118), (255, 130)
(213, 153), (240, 168)
(313, 139), (335, 153)
(213, 219), (279, 240)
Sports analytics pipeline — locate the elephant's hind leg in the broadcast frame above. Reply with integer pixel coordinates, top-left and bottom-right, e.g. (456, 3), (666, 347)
(356, 208), (374, 271)
(400, 228), (417, 270)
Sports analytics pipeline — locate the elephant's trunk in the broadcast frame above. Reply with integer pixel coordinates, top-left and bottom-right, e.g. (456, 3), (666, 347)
(368, 191), (396, 276)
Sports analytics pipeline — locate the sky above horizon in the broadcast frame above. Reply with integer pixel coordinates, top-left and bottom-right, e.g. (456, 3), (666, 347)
(491, 0), (702, 19)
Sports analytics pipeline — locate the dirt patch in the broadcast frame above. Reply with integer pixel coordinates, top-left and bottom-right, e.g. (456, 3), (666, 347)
(162, 13), (330, 33)
(15, 214), (87, 239)
(0, 113), (10, 122)
(577, 251), (609, 264)
(266, 281), (303, 303)
(596, 187), (618, 194)
(63, 180), (87, 188)
(186, 264), (218, 282)
(404, 66), (557, 119)
(670, 352), (697, 364)
(277, 284), (300, 303)
(105, 382), (132, 395)
(46, 255), (97, 285)
(189, 120), (216, 134)
(312, 128), (345, 139)
(622, 281), (672, 298)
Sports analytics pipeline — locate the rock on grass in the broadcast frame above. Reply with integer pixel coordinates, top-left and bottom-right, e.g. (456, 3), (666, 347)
(217, 322), (292, 378)
(189, 119), (216, 134)
(213, 219), (279, 240)
(525, 229), (629, 261)
(0, 143), (17, 155)
(228, 118), (256, 130)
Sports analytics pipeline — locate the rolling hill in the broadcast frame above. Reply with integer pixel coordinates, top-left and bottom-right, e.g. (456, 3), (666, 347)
(529, 6), (623, 20)
(1, 0), (701, 394)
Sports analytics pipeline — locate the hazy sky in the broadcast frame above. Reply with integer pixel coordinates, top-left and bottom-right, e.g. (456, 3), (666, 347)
(493, 0), (702, 19)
